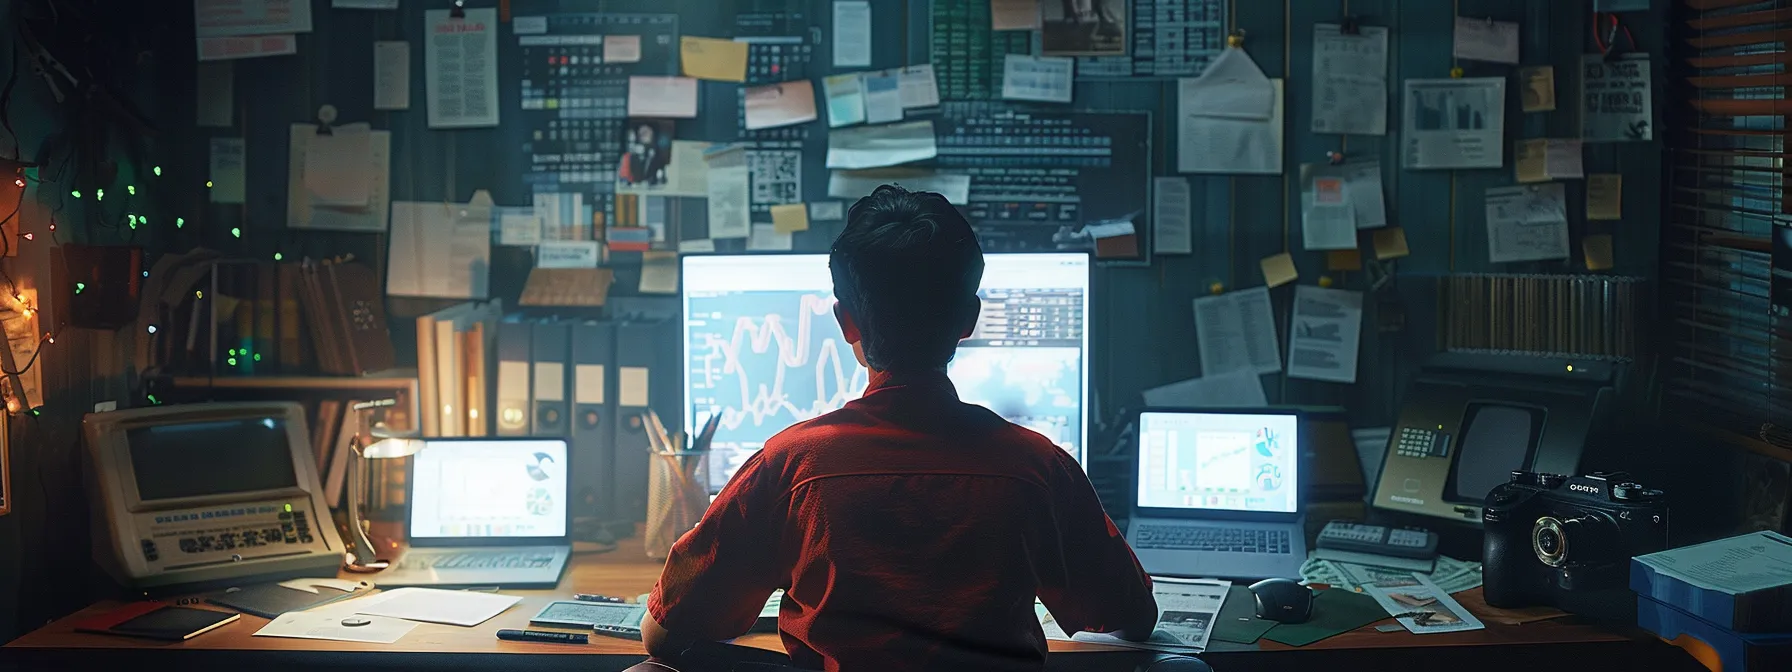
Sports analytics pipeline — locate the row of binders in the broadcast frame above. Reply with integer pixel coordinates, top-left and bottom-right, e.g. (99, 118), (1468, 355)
(414, 303), (671, 524)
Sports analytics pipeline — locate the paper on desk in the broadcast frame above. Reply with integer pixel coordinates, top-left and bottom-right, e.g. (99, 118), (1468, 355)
(706, 148), (751, 240)
(1634, 530), (1792, 595)
(1302, 555), (1484, 595)
(1312, 24), (1389, 136)
(1361, 573), (1485, 634)
(1485, 184), (1569, 264)
(824, 74), (867, 127)
(826, 121), (937, 170)
(628, 77), (699, 118)
(1036, 600), (1072, 640)
(1182, 48), (1274, 119)
(1194, 286), (1281, 376)
(1142, 369), (1268, 408)
(304, 127), (373, 206)
(1153, 177), (1193, 256)
(829, 169), (969, 204)
(681, 36), (748, 82)
(387, 197), (492, 299)
(1179, 80), (1284, 174)
(1520, 66), (1556, 112)
(1402, 78), (1505, 170)
(425, 8), (500, 129)
(1453, 17), (1519, 64)
(196, 62), (234, 127)
(993, 0), (1042, 30)
(373, 41), (410, 110)
(1287, 285), (1363, 384)
(1070, 578), (1230, 653)
(209, 137), (247, 204)
(257, 611), (416, 644)
(1515, 139), (1583, 184)
(604, 35), (642, 64)
(745, 80), (818, 131)
(748, 223), (794, 251)
(861, 71), (903, 124)
(899, 65), (940, 109)
(1587, 174), (1622, 220)
(833, 1), (872, 68)
(346, 587), (520, 627)
(1002, 55), (1074, 104)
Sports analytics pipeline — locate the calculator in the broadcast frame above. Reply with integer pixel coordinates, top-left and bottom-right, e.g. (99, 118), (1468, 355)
(1315, 521), (1439, 560)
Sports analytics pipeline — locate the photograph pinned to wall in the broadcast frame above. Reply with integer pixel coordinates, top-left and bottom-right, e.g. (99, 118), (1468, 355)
(1402, 78), (1505, 170)
(618, 119), (675, 187)
(1042, 0), (1128, 56)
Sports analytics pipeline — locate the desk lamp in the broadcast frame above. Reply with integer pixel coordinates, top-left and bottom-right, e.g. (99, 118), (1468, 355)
(343, 399), (425, 572)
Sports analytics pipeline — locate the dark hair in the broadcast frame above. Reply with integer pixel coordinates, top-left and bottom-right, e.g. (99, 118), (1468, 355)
(831, 185), (984, 371)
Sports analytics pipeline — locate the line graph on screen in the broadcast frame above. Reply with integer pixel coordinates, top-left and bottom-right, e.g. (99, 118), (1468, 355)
(692, 292), (866, 434)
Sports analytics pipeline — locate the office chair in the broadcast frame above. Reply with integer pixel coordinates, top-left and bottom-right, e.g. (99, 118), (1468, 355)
(622, 653), (1213, 672)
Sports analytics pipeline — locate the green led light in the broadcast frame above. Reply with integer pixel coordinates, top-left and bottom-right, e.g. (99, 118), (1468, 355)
(231, 227), (241, 238)
(95, 188), (104, 201)
(253, 353), (262, 362)
(176, 217), (185, 228)
(74, 282), (85, 294)
(70, 190), (80, 199)
(153, 166), (162, 176)
(228, 348), (237, 355)
(284, 504), (292, 512)
(30, 407), (41, 416)
(195, 290), (203, 299)
(147, 394), (159, 405)
(127, 185), (136, 195)
(127, 215), (138, 230)
(273, 252), (283, 261)
(205, 180), (213, 188)
(227, 357), (238, 366)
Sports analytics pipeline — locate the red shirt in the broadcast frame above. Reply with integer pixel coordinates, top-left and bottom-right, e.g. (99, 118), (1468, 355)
(648, 369), (1157, 671)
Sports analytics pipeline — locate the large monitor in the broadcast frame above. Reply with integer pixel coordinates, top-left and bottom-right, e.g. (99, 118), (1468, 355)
(683, 253), (1092, 491)
(1371, 353), (1617, 527)
(83, 402), (345, 592)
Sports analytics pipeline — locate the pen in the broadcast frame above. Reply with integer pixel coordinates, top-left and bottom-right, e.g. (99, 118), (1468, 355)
(497, 629), (589, 644)
(593, 624), (643, 641)
(573, 594), (628, 603)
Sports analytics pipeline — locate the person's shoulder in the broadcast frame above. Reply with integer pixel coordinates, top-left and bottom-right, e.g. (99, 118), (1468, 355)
(961, 404), (1078, 465)
(759, 405), (876, 459)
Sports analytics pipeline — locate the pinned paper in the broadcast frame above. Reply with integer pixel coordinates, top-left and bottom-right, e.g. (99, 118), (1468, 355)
(1153, 177), (1193, 256)
(1328, 249), (1363, 271)
(373, 42), (409, 111)
(1002, 55), (1075, 104)
(627, 77), (699, 118)
(898, 65), (941, 109)
(1583, 234), (1614, 271)
(1182, 48), (1275, 120)
(387, 194), (493, 299)
(1485, 184), (1570, 263)
(305, 128), (373, 206)
(809, 201), (845, 221)
(1587, 174), (1622, 220)
(1372, 227), (1410, 260)
(1453, 17), (1519, 64)
(498, 209), (543, 246)
(1260, 253), (1299, 288)
(771, 203), (810, 233)
(1301, 167), (1356, 251)
(863, 71), (903, 124)
(826, 121), (938, 170)
(1519, 66), (1555, 112)
(1515, 139), (1583, 184)
(992, 0), (1042, 31)
(681, 37), (748, 83)
(744, 80), (819, 131)
(639, 251), (679, 294)
(833, 2), (872, 68)
(537, 241), (601, 269)
(603, 35), (642, 64)
(1193, 287), (1281, 375)
(824, 74), (867, 128)
(210, 137), (247, 204)
(424, 8), (500, 129)
(748, 223), (794, 251)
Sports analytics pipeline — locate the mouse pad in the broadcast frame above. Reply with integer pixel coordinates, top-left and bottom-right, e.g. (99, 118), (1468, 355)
(1260, 588), (1387, 648)
(1210, 586), (1280, 645)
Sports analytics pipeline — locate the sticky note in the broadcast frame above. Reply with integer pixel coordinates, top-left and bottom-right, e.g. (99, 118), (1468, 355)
(680, 36), (748, 83)
(1583, 234), (1614, 271)
(1587, 174), (1622, 220)
(1327, 249), (1362, 271)
(771, 203), (810, 233)
(1260, 253), (1298, 288)
(1372, 227), (1410, 260)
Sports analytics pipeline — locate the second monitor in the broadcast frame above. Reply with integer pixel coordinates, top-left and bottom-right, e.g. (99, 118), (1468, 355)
(682, 253), (1092, 491)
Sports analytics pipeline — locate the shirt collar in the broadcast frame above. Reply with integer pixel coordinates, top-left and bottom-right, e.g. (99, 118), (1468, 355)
(865, 367), (958, 398)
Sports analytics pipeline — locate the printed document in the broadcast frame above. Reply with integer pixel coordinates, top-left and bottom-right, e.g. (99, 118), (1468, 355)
(1193, 286), (1281, 376)
(1453, 17), (1519, 64)
(1287, 286), (1363, 384)
(833, 2), (872, 68)
(424, 8), (500, 129)
(1484, 184), (1570, 263)
(826, 121), (937, 170)
(1515, 139), (1583, 184)
(1152, 177), (1192, 255)
(1179, 80), (1284, 174)
(1402, 78), (1505, 169)
(1069, 578), (1230, 653)
(1634, 531), (1792, 595)
(1311, 24), (1389, 136)
(1583, 55), (1652, 142)
(195, 0), (313, 38)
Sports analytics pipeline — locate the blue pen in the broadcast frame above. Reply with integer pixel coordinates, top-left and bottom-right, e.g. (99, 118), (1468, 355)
(574, 594), (628, 603)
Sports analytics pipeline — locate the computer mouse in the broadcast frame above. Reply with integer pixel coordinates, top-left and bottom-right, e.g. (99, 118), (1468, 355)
(1248, 578), (1314, 624)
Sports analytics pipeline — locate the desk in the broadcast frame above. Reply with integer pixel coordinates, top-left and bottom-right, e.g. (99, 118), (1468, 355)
(3, 537), (1701, 672)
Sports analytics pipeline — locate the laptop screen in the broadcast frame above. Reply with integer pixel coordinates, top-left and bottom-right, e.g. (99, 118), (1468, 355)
(1136, 411), (1300, 514)
(409, 439), (570, 539)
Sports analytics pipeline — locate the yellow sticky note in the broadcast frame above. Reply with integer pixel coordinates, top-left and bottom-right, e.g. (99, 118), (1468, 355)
(1260, 253), (1298, 288)
(1327, 248), (1362, 271)
(771, 203), (810, 233)
(1372, 227), (1410, 260)
(1587, 174), (1622, 221)
(1520, 65), (1555, 112)
(1515, 139), (1548, 184)
(1583, 234), (1614, 271)
(680, 36), (748, 83)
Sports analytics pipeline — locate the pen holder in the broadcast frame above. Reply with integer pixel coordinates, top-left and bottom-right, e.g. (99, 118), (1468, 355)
(646, 450), (710, 560)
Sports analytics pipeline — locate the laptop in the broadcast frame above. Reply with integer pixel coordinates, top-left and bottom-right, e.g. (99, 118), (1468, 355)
(378, 438), (573, 588)
(1126, 408), (1308, 580)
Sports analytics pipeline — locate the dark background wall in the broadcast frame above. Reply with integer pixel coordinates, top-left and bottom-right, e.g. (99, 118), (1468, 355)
(0, 0), (1668, 641)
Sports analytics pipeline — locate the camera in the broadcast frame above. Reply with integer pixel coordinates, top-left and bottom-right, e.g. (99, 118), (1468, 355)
(1482, 471), (1668, 614)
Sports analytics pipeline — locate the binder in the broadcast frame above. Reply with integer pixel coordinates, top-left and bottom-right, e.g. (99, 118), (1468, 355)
(495, 318), (532, 436)
(531, 320), (571, 438)
(414, 312), (440, 436)
(569, 321), (617, 521)
(611, 320), (659, 522)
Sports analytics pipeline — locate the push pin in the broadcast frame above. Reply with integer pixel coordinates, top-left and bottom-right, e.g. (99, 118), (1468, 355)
(1209, 282), (1225, 295)
(1327, 151), (1346, 166)
(1340, 16), (1360, 35)
(1227, 29), (1246, 49)
(1319, 276), (1335, 288)
(1450, 66), (1465, 78)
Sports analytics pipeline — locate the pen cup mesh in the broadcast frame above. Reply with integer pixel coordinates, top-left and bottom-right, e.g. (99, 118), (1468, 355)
(645, 451), (710, 559)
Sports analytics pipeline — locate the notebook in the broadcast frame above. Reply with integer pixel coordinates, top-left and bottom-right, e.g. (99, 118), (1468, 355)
(74, 603), (240, 641)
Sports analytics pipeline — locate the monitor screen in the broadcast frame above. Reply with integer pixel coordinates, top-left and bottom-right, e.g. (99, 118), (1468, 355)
(1446, 403), (1543, 503)
(409, 440), (569, 539)
(1136, 411), (1300, 514)
(127, 417), (298, 502)
(683, 253), (1092, 490)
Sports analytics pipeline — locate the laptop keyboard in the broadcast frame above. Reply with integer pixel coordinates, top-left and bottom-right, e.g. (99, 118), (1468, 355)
(400, 551), (556, 570)
(1133, 526), (1292, 554)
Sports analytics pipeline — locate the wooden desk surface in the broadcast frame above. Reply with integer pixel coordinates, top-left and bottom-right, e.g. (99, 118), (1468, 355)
(4, 537), (1682, 672)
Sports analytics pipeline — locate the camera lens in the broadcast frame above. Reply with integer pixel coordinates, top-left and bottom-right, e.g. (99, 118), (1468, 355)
(1532, 517), (1569, 567)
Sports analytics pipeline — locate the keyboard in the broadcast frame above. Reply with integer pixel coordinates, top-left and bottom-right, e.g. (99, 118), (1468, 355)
(399, 551), (557, 570)
(1133, 525), (1292, 554)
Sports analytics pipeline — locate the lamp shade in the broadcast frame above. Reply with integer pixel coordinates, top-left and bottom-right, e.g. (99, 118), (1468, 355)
(363, 436), (426, 459)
